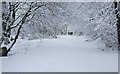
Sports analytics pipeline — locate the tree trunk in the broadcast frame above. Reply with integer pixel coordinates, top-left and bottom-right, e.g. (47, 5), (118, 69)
(0, 47), (7, 56)
(114, 1), (120, 50)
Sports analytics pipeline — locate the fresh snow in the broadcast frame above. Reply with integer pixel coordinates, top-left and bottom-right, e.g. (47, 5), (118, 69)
(2, 35), (118, 72)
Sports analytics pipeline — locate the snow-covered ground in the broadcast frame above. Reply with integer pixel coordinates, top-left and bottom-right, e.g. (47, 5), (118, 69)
(2, 35), (118, 72)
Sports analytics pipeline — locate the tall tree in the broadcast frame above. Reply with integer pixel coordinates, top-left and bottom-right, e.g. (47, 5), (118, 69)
(1, 2), (67, 56)
(1, 2), (48, 56)
(114, 1), (120, 50)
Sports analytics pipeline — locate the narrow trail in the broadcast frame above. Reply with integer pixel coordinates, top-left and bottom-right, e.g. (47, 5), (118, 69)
(2, 35), (118, 72)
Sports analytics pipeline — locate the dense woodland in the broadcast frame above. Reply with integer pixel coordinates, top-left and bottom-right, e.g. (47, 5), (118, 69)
(0, 1), (120, 56)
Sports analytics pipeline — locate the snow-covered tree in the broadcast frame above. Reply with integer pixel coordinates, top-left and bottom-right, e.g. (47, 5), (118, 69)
(114, 1), (120, 50)
(1, 2), (68, 56)
(66, 2), (118, 50)
(19, 2), (68, 40)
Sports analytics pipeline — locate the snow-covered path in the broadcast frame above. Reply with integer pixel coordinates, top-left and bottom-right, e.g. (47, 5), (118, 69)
(2, 35), (118, 72)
